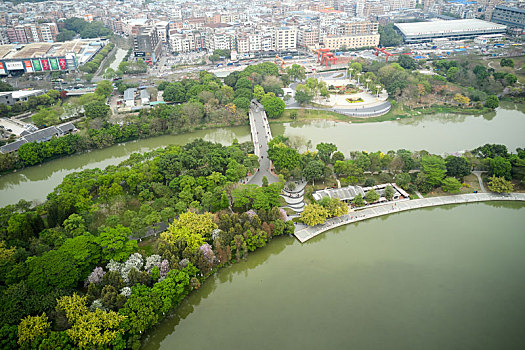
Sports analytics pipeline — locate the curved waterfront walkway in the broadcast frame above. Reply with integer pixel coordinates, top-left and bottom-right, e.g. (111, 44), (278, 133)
(286, 102), (392, 118)
(294, 192), (525, 243)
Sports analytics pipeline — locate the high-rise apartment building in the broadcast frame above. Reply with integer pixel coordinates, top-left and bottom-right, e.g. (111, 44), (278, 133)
(491, 6), (525, 29)
(6, 23), (58, 43)
(133, 26), (162, 64)
(298, 27), (320, 48)
(275, 27), (297, 51)
(344, 22), (378, 35)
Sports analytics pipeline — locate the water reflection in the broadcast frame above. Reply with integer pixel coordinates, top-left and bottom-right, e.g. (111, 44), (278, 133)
(2, 106), (525, 207)
(142, 203), (525, 350)
(274, 106), (525, 154)
(0, 127), (251, 207)
(142, 235), (295, 348)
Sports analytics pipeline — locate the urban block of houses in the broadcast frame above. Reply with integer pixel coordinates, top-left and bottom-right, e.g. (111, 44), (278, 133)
(0, 122), (77, 154)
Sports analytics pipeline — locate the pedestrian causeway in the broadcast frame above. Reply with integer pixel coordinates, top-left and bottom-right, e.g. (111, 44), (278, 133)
(294, 193), (525, 243)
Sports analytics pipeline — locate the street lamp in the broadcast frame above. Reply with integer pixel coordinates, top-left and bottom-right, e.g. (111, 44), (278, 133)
(366, 78), (371, 91)
(348, 67), (354, 81)
(376, 85), (381, 99)
(357, 72), (362, 86)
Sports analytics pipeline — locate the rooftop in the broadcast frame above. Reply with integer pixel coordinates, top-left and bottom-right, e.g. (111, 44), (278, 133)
(0, 39), (106, 60)
(495, 5), (525, 14)
(395, 19), (506, 36)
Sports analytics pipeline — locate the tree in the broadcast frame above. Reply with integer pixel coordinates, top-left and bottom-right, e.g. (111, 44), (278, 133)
(161, 211), (217, 252)
(233, 87), (253, 100)
(488, 175), (514, 193)
(421, 155), (447, 187)
(17, 313), (51, 348)
(56, 294), (89, 324)
(490, 156), (512, 180)
(56, 293), (125, 349)
(97, 225), (138, 263)
(84, 101), (110, 119)
(235, 77), (252, 90)
(505, 73), (517, 85)
(384, 185), (395, 201)
(364, 189), (380, 203)
(453, 93), (470, 106)
(163, 82), (186, 103)
(233, 97), (250, 111)
(294, 90), (313, 105)
(500, 58), (514, 68)
(447, 66), (459, 81)
(254, 85), (265, 101)
(288, 64), (306, 81)
(300, 203), (329, 226)
(322, 198), (348, 217)
(67, 309), (126, 348)
(56, 29), (75, 42)
(441, 177), (462, 193)
(379, 23), (403, 47)
(26, 249), (81, 293)
(473, 65), (489, 81)
(473, 144), (508, 159)
(352, 194), (365, 207)
(397, 55), (417, 70)
(485, 95), (499, 109)
(349, 62), (362, 73)
(0, 81), (14, 92)
(157, 81), (170, 91)
(63, 213), (87, 236)
(303, 160), (325, 184)
(445, 156), (471, 178)
(316, 143), (337, 164)
(261, 95), (285, 119)
(95, 80), (113, 98)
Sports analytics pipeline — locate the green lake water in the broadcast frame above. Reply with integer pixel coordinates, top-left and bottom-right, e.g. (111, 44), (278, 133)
(143, 202), (525, 350)
(1, 105), (524, 207)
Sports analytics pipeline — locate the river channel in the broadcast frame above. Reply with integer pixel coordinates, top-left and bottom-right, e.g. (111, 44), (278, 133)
(1, 104), (524, 207)
(143, 202), (525, 350)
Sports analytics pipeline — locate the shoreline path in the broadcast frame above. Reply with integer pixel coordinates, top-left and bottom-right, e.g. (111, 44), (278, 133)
(294, 192), (525, 243)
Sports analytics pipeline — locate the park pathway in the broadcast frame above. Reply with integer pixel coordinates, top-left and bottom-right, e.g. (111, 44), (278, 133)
(472, 171), (487, 192)
(247, 100), (279, 185)
(294, 192), (525, 243)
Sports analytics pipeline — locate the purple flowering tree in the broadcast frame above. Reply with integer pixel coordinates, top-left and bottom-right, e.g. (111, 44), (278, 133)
(159, 259), (170, 280)
(200, 243), (216, 265)
(87, 266), (105, 285)
(179, 258), (189, 269)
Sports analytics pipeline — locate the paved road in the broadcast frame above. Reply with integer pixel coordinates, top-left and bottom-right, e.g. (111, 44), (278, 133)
(247, 100), (279, 186)
(109, 48), (128, 71)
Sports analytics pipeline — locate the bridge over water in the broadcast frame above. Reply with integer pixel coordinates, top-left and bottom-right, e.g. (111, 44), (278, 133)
(247, 100), (279, 186)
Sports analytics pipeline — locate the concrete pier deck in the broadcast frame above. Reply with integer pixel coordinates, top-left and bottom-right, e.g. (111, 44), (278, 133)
(294, 192), (525, 243)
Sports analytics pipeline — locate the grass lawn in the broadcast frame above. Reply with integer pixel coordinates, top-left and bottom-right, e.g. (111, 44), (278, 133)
(424, 174), (482, 197)
(138, 236), (158, 256)
(486, 56), (525, 84)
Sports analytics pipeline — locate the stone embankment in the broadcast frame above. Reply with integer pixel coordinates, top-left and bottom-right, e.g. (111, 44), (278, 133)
(294, 192), (525, 243)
